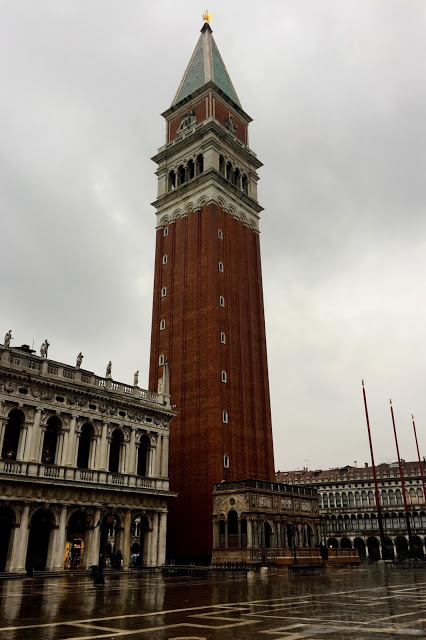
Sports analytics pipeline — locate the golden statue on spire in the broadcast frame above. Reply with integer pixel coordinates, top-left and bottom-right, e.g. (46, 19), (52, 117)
(203, 10), (213, 24)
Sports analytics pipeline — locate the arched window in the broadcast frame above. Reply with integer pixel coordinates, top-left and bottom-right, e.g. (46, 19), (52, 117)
(187, 159), (195, 180)
(241, 174), (248, 194)
(77, 423), (94, 469)
(342, 492), (348, 508)
(109, 429), (123, 473)
(395, 489), (403, 505)
(42, 416), (61, 465)
(137, 435), (150, 477)
(219, 155), (225, 176)
(322, 493), (328, 508)
(348, 491), (354, 507)
(329, 493), (335, 507)
(168, 170), (176, 191)
(335, 492), (341, 507)
(355, 491), (361, 507)
(1, 409), (24, 460)
(177, 165), (186, 186)
(226, 161), (232, 181)
(233, 167), (240, 187)
(368, 490), (375, 506)
(381, 489), (389, 506)
(361, 491), (368, 507)
(389, 489), (396, 506)
(196, 154), (204, 175)
(228, 510), (238, 548)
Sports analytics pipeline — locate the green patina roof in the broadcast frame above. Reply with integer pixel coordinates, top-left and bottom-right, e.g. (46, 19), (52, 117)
(173, 25), (241, 107)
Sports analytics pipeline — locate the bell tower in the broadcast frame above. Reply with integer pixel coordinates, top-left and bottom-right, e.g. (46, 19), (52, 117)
(149, 18), (275, 563)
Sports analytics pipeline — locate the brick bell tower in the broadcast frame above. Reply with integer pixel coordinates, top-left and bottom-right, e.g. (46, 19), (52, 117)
(149, 18), (275, 563)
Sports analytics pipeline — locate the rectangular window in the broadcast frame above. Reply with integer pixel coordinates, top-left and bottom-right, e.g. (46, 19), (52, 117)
(218, 261), (224, 272)
(159, 354), (164, 365)
(163, 227), (169, 236)
(218, 229), (223, 239)
(162, 255), (168, 265)
(220, 332), (226, 344)
(219, 296), (225, 307)
(224, 454), (230, 468)
(222, 410), (228, 423)
(160, 319), (166, 330)
(161, 287), (167, 297)
(221, 371), (227, 383)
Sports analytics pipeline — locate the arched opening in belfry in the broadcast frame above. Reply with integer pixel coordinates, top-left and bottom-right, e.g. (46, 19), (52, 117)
(196, 154), (204, 175)
(26, 509), (54, 571)
(241, 174), (248, 194)
(130, 515), (150, 566)
(65, 510), (89, 569)
(137, 435), (150, 477)
(264, 522), (272, 549)
(109, 429), (123, 473)
(0, 506), (15, 571)
(233, 167), (240, 187)
(168, 170), (176, 191)
(41, 416), (61, 465)
(187, 159), (195, 180)
(178, 164), (186, 186)
(1, 408), (24, 460)
(226, 161), (232, 181)
(77, 423), (94, 469)
(227, 510), (238, 548)
(219, 154), (225, 176)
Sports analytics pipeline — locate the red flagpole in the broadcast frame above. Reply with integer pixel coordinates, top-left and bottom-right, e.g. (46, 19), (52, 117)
(412, 414), (426, 502)
(361, 381), (385, 554)
(389, 399), (412, 546)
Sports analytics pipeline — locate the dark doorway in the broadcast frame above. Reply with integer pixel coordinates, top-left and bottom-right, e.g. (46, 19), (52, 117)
(130, 515), (149, 566)
(26, 509), (54, 571)
(137, 435), (150, 476)
(354, 537), (366, 561)
(341, 537), (352, 549)
(228, 510), (239, 548)
(42, 417), (61, 465)
(264, 522), (272, 549)
(65, 511), (88, 569)
(109, 430), (123, 473)
(327, 538), (339, 549)
(367, 536), (380, 562)
(0, 506), (15, 571)
(99, 513), (119, 568)
(411, 535), (424, 560)
(395, 536), (408, 561)
(77, 424), (93, 469)
(2, 409), (24, 460)
(382, 536), (395, 561)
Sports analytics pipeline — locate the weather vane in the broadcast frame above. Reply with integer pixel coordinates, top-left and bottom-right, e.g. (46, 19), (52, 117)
(203, 10), (213, 24)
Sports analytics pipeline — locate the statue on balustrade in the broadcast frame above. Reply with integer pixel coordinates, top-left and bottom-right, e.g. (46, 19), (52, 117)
(106, 361), (112, 378)
(3, 330), (13, 348)
(134, 370), (139, 386)
(40, 339), (50, 358)
(76, 352), (84, 368)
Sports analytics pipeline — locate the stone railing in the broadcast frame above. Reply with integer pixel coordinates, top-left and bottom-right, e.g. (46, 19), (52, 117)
(214, 479), (317, 497)
(0, 347), (170, 408)
(0, 459), (169, 492)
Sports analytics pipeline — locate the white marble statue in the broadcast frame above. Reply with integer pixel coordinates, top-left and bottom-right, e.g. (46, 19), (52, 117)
(76, 352), (83, 368)
(158, 377), (164, 394)
(134, 370), (139, 386)
(106, 361), (112, 378)
(4, 330), (12, 348)
(40, 339), (50, 358)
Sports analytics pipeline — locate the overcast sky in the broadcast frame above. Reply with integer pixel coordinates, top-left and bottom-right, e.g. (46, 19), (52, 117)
(1, 1), (426, 472)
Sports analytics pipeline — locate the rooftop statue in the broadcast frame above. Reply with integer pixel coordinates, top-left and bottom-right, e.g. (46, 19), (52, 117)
(4, 330), (13, 349)
(76, 352), (83, 368)
(106, 361), (112, 378)
(134, 370), (139, 386)
(40, 339), (50, 358)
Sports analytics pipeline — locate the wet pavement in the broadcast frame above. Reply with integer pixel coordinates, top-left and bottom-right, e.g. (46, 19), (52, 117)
(0, 564), (425, 639)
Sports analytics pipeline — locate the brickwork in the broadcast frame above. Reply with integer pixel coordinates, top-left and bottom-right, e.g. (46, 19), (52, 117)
(213, 98), (247, 144)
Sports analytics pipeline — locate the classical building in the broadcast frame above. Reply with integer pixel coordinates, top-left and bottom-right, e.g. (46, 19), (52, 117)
(149, 19), (275, 563)
(212, 479), (320, 566)
(0, 341), (175, 573)
(276, 462), (426, 560)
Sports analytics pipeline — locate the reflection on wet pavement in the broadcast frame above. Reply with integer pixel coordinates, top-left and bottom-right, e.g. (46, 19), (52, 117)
(0, 565), (425, 639)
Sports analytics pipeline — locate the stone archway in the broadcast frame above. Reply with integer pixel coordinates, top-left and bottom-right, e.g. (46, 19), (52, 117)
(395, 536), (408, 561)
(367, 536), (380, 562)
(65, 511), (89, 569)
(2, 409), (24, 460)
(26, 509), (54, 571)
(130, 515), (150, 566)
(411, 535), (424, 560)
(0, 506), (16, 571)
(354, 537), (366, 560)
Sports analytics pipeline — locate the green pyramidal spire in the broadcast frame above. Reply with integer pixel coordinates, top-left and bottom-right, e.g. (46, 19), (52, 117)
(172, 23), (241, 107)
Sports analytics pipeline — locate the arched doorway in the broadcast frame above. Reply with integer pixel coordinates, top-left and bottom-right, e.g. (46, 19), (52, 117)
(341, 537), (352, 549)
(65, 511), (88, 569)
(26, 509), (54, 571)
(367, 536), (380, 562)
(99, 512), (120, 568)
(77, 424), (94, 469)
(1, 409), (24, 460)
(137, 435), (150, 476)
(411, 535), (424, 560)
(354, 537), (366, 560)
(382, 537), (395, 561)
(42, 417), (61, 465)
(0, 506), (15, 571)
(109, 430), (123, 473)
(264, 522), (272, 549)
(327, 538), (339, 549)
(130, 515), (150, 566)
(228, 510), (239, 548)
(395, 536), (408, 561)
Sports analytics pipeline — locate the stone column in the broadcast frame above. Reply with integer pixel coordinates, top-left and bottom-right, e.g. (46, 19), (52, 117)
(121, 511), (132, 569)
(17, 423), (29, 461)
(161, 434), (169, 478)
(98, 423), (108, 470)
(119, 441), (127, 474)
(246, 519), (253, 548)
(46, 506), (68, 571)
(89, 435), (98, 469)
(154, 436), (162, 476)
(8, 504), (30, 573)
(213, 519), (220, 549)
(55, 431), (66, 466)
(157, 512), (167, 565)
(0, 415), (7, 455)
(238, 519), (242, 547)
(28, 409), (42, 461)
(148, 513), (159, 566)
(37, 426), (46, 462)
(65, 416), (77, 466)
(224, 519), (229, 549)
(127, 429), (136, 475)
(85, 508), (102, 568)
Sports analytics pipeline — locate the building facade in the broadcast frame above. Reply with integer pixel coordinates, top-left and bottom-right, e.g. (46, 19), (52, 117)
(149, 21), (275, 562)
(276, 463), (426, 560)
(0, 341), (175, 573)
(212, 479), (320, 566)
